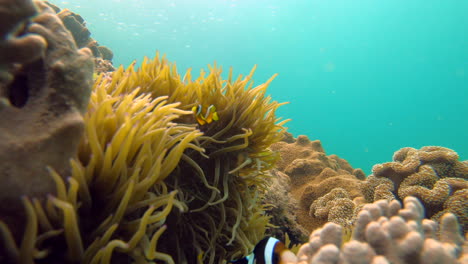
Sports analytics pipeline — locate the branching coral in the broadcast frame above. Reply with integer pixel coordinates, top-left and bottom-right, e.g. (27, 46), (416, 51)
(267, 142), (467, 263)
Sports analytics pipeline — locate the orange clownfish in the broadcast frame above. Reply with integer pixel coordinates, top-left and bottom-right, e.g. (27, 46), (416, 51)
(192, 104), (219, 125)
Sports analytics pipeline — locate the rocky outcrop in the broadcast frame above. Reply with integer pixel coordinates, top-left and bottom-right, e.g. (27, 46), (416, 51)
(0, 0), (93, 245)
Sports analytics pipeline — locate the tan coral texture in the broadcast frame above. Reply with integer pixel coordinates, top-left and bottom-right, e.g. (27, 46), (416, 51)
(372, 146), (468, 232)
(271, 134), (366, 232)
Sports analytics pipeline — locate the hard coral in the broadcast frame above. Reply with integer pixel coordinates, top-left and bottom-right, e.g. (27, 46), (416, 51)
(270, 134), (366, 233)
(372, 146), (468, 232)
(295, 197), (467, 264)
(360, 175), (395, 203)
(309, 188), (356, 227)
(432, 189), (468, 232)
(0, 0), (93, 255)
(373, 146), (467, 191)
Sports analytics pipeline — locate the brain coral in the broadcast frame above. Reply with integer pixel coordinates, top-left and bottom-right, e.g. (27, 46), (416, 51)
(372, 146), (468, 232)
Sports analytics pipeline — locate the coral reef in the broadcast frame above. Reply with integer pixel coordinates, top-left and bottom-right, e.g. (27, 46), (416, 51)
(1, 2), (466, 264)
(270, 134), (366, 232)
(372, 146), (468, 231)
(270, 135), (467, 252)
(0, 0), (93, 251)
(294, 197), (467, 264)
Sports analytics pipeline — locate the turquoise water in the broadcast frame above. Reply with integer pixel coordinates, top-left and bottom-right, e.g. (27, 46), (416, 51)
(50, 0), (468, 174)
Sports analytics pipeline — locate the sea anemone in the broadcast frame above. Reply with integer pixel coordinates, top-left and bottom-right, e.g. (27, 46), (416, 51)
(0, 54), (288, 263)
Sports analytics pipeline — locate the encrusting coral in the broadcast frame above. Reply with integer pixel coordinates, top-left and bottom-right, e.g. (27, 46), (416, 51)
(372, 146), (468, 232)
(0, 0), (93, 254)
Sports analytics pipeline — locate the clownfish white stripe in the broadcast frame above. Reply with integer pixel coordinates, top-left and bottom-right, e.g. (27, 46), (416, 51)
(205, 105), (216, 120)
(195, 105), (202, 116)
(229, 236), (285, 264)
(264, 237), (279, 263)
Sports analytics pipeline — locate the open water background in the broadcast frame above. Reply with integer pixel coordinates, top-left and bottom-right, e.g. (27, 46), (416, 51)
(49, 0), (468, 174)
